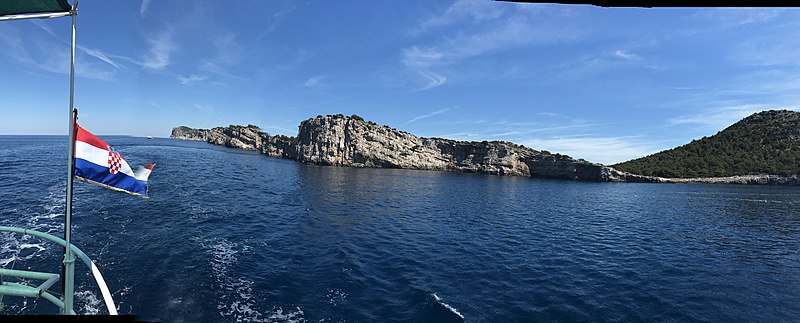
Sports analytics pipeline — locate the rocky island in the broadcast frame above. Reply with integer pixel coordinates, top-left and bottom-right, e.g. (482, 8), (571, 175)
(171, 112), (800, 185)
(171, 114), (653, 182)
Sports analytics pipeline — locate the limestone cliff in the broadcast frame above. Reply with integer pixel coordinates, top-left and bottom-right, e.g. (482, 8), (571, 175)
(170, 115), (656, 182)
(171, 124), (296, 158)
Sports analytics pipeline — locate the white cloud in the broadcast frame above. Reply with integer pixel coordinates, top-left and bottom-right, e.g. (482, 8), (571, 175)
(304, 75), (327, 88)
(141, 31), (176, 70)
(400, 2), (584, 91)
(520, 136), (662, 165)
(140, 0), (151, 18)
(668, 104), (771, 130)
(177, 74), (208, 85)
(406, 108), (451, 124)
(401, 46), (444, 69)
(538, 112), (564, 118)
(416, 70), (447, 91)
(0, 28), (116, 80)
(409, 0), (505, 36)
(80, 47), (126, 70)
(403, 13), (582, 70)
(31, 20), (127, 71)
(613, 50), (640, 61)
(0, 28), (36, 66)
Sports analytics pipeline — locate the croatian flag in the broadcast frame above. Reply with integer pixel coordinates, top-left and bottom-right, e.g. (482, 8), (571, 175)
(74, 124), (155, 198)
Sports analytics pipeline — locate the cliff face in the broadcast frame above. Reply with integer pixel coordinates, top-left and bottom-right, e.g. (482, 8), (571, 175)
(171, 125), (296, 158)
(171, 115), (648, 182)
(294, 116), (539, 175)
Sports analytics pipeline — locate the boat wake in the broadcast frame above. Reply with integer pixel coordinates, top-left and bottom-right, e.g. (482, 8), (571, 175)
(203, 237), (307, 322)
(74, 290), (102, 315)
(1, 184), (65, 268)
(432, 293), (465, 321)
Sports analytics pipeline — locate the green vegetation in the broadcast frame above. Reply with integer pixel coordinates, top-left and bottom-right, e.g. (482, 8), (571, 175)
(613, 110), (800, 177)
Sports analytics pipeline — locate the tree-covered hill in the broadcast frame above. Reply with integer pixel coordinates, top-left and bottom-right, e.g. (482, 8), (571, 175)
(613, 110), (800, 178)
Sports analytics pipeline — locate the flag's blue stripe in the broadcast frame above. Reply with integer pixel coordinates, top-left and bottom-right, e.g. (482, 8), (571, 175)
(74, 158), (147, 196)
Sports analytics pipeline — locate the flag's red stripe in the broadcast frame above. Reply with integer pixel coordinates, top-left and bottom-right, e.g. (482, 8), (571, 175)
(75, 124), (109, 150)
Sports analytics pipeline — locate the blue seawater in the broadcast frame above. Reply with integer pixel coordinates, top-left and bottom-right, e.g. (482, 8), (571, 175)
(1, 136), (799, 322)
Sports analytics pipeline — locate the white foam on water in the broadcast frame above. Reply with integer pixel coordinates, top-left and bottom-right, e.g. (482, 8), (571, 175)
(112, 285), (133, 314)
(325, 288), (348, 307)
(203, 238), (268, 322)
(205, 238), (240, 278)
(18, 243), (46, 254)
(1, 184), (67, 274)
(432, 293), (465, 320)
(0, 240), (19, 267)
(202, 237), (307, 322)
(0, 256), (15, 267)
(75, 290), (102, 315)
(220, 299), (264, 323)
(216, 276), (261, 318)
(267, 306), (306, 323)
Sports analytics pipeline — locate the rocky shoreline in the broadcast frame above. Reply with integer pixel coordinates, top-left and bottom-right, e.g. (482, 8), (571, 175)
(656, 175), (800, 185)
(170, 114), (798, 185)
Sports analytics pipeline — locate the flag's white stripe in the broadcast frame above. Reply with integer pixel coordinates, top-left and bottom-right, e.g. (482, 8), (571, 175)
(75, 141), (136, 178)
(133, 168), (151, 181)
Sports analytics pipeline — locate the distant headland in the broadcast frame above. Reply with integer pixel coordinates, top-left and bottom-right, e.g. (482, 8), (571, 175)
(171, 111), (800, 185)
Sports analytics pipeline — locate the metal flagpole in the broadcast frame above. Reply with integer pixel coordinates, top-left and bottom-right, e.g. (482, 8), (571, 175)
(61, 1), (79, 315)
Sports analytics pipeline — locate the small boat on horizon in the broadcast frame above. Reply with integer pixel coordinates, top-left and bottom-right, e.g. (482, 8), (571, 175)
(147, 135), (153, 140)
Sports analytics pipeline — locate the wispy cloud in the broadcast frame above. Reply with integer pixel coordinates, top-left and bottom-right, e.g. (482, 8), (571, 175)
(400, 4), (584, 89)
(520, 136), (663, 165)
(409, 0), (505, 36)
(206, 31), (243, 66)
(613, 50), (641, 61)
(275, 48), (312, 72)
(80, 47), (126, 70)
(141, 30), (176, 71)
(304, 75), (327, 88)
(193, 104), (215, 114)
(668, 104), (769, 130)
(0, 28), (36, 66)
(729, 30), (800, 68)
(189, 29), (250, 82)
(538, 112), (565, 118)
(0, 27), (116, 80)
(416, 70), (447, 91)
(272, 2), (311, 20)
(403, 11), (583, 69)
(140, 0), (151, 18)
(694, 8), (781, 30)
(177, 74), (208, 85)
(406, 107), (451, 124)
(32, 20), (127, 71)
(401, 46), (444, 69)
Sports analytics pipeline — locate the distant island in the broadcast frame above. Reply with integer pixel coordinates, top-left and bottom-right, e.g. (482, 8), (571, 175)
(171, 111), (800, 185)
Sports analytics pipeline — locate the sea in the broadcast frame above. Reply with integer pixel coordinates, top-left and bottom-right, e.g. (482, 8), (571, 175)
(1, 135), (799, 322)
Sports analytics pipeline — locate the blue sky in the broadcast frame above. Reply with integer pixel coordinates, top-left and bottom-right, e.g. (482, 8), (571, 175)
(1, 1), (798, 164)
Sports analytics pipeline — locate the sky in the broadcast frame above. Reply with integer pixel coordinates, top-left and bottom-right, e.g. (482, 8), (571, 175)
(1, 1), (799, 164)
